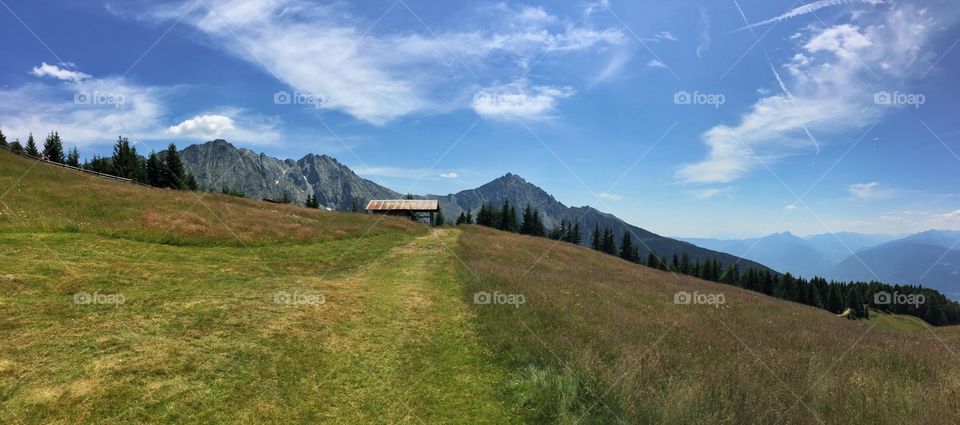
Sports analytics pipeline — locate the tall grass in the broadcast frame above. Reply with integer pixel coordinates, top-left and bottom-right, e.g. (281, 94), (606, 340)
(456, 225), (960, 424)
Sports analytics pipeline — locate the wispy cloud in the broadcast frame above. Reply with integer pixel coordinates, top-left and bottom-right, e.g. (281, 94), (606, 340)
(472, 79), (574, 121)
(646, 59), (667, 69)
(696, 8), (711, 60)
(692, 187), (732, 200)
(676, 4), (935, 185)
(597, 192), (623, 201)
(31, 62), (90, 82)
(848, 181), (896, 200)
(153, 0), (624, 125)
(734, 0), (873, 33)
(439, 172), (459, 179)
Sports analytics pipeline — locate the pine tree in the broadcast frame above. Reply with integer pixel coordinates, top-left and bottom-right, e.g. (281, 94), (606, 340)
(0, 128), (7, 147)
(162, 143), (187, 189)
(602, 227), (617, 255)
(456, 212), (466, 225)
(465, 209), (473, 224)
(111, 136), (141, 179)
(145, 152), (163, 187)
(568, 222), (582, 245)
(66, 146), (81, 167)
(434, 209), (446, 226)
(42, 131), (65, 163)
(619, 231), (638, 262)
(520, 204), (535, 235)
(10, 139), (23, 154)
(590, 223), (602, 251)
(680, 253), (691, 275)
(647, 252), (658, 268)
(25, 133), (39, 157)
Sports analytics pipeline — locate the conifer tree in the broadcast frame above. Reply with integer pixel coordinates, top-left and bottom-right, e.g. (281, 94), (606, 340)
(647, 252), (658, 268)
(434, 209), (446, 226)
(520, 204), (535, 235)
(162, 143), (187, 189)
(619, 231), (638, 262)
(590, 223), (602, 251)
(602, 227), (617, 255)
(25, 133), (39, 157)
(66, 146), (81, 167)
(42, 131), (65, 163)
(111, 136), (141, 179)
(465, 209), (473, 224)
(680, 253), (691, 275)
(568, 222), (582, 245)
(10, 139), (23, 154)
(145, 151), (163, 187)
(0, 128), (7, 147)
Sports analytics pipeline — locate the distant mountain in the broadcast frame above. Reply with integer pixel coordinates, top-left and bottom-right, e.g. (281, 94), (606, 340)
(895, 230), (960, 249)
(181, 139), (400, 209)
(680, 232), (833, 279)
(803, 232), (897, 264)
(830, 230), (960, 299)
(430, 173), (775, 273)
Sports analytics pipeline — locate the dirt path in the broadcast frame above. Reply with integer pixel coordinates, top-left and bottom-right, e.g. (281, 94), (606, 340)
(315, 228), (519, 424)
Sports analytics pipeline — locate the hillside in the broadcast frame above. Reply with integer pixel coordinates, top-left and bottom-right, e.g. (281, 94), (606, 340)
(3, 149), (960, 424)
(0, 150), (515, 423)
(832, 240), (960, 299)
(457, 226), (960, 423)
(432, 173), (775, 274)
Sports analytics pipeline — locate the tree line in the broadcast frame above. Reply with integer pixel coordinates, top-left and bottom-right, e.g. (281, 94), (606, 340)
(455, 199), (960, 326)
(1, 129), (197, 191)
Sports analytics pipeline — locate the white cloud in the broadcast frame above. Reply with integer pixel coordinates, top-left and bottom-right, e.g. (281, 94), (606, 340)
(677, 5), (936, 185)
(167, 112), (280, 144)
(30, 62), (91, 82)
(439, 172), (459, 179)
(646, 59), (667, 69)
(848, 181), (895, 200)
(471, 79), (574, 121)
(785, 204), (799, 210)
(168, 114), (235, 139)
(155, 0), (624, 125)
(597, 192), (623, 201)
(0, 76), (168, 148)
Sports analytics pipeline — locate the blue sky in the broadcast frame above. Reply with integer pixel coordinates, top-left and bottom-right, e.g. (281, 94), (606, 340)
(2, 0), (959, 238)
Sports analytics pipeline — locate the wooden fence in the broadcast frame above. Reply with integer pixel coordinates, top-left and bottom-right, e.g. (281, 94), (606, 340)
(1, 144), (155, 189)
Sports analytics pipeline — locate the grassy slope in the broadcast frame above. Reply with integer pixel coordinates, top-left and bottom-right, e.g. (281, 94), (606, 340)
(456, 225), (960, 424)
(0, 151), (516, 423)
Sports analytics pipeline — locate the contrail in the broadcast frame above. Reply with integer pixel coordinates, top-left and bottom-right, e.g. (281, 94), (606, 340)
(734, 0), (857, 32)
(769, 62), (821, 155)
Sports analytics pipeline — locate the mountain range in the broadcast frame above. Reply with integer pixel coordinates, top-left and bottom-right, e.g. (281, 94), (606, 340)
(181, 140), (773, 274)
(681, 230), (960, 299)
(180, 139), (400, 210)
